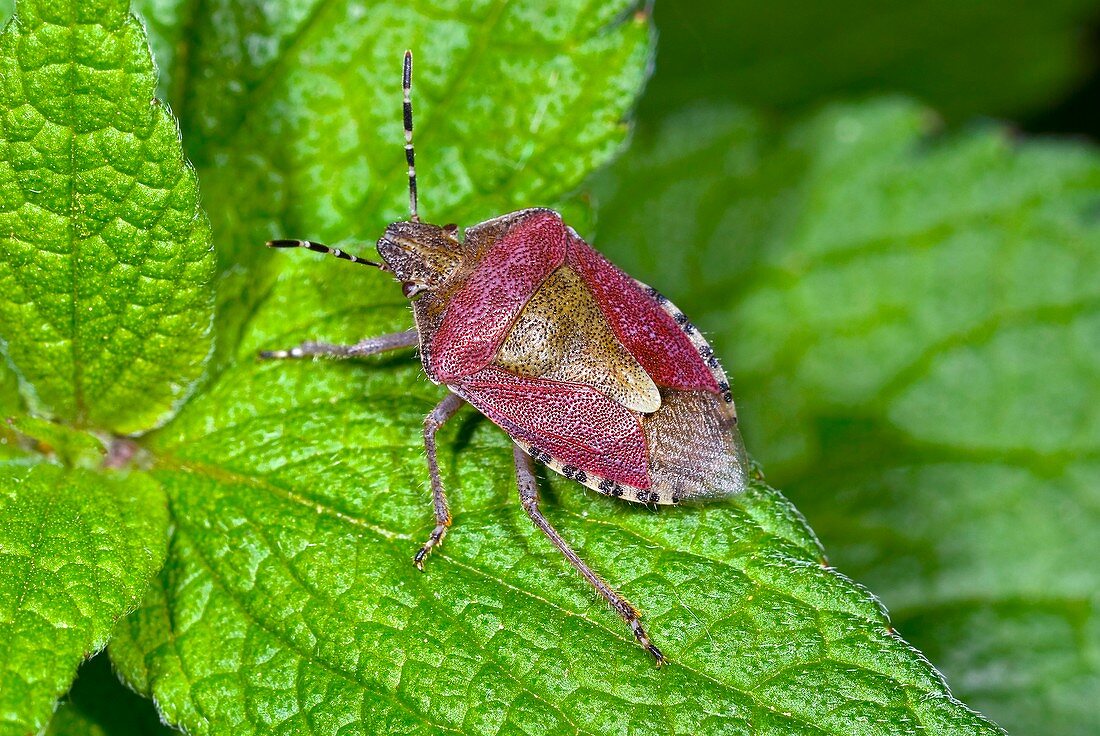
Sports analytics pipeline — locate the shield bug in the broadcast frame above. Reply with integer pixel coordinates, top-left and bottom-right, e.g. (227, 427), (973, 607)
(263, 51), (750, 665)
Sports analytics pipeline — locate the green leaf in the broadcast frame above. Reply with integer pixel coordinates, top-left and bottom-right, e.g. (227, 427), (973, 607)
(0, 0), (215, 435)
(591, 101), (1100, 735)
(0, 0), (188, 101)
(126, 0), (190, 103)
(644, 0), (1100, 121)
(0, 462), (169, 736)
(0, 363), (19, 413)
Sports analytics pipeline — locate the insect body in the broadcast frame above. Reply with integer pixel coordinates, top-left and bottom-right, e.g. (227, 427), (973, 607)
(265, 52), (750, 665)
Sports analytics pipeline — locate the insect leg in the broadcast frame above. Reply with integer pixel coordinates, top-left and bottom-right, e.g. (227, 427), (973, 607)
(260, 328), (418, 360)
(512, 447), (667, 666)
(414, 392), (466, 570)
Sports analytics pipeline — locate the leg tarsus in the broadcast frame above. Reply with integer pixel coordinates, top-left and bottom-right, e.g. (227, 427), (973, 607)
(512, 447), (668, 666)
(413, 393), (466, 569)
(630, 618), (668, 667)
(413, 523), (447, 570)
(260, 329), (418, 361)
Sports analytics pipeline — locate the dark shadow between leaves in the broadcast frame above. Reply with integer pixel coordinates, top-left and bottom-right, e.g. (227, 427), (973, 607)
(48, 651), (176, 735)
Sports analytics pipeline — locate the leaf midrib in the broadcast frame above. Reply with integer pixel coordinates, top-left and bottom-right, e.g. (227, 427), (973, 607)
(65, 14), (83, 424)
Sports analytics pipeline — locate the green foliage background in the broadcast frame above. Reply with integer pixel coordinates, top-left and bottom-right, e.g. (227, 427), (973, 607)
(590, 4), (1100, 735)
(0, 1), (1098, 735)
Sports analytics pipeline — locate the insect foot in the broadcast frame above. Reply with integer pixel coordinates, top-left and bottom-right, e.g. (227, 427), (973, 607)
(629, 615), (668, 668)
(412, 523), (449, 571)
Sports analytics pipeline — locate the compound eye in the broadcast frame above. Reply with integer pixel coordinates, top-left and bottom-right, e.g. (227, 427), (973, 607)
(402, 282), (426, 298)
(442, 223), (459, 239)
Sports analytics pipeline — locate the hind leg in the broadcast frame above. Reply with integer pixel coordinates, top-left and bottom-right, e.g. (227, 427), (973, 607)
(513, 447), (666, 666)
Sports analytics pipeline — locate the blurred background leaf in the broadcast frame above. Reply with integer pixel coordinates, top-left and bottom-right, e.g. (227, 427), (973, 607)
(642, 1), (1100, 124)
(592, 99), (1100, 736)
(6, 0), (1098, 129)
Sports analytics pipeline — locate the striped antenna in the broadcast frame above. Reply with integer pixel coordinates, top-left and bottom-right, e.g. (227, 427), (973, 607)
(266, 239), (385, 269)
(403, 50), (419, 223)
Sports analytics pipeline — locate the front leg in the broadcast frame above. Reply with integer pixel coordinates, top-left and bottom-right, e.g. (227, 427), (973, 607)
(513, 446), (667, 666)
(260, 328), (418, 360)
(414, 393), (467, 569)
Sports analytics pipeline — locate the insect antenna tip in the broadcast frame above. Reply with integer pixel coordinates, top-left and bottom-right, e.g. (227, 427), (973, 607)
(402, 50), (419, 223)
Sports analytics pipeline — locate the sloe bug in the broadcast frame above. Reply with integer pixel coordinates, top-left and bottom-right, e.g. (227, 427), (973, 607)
(263, 51), (750, 665)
